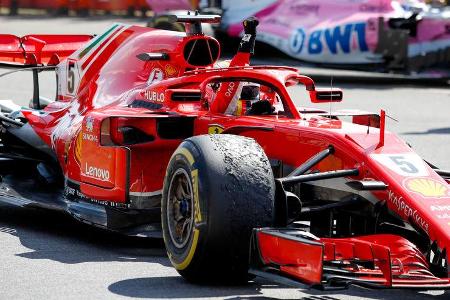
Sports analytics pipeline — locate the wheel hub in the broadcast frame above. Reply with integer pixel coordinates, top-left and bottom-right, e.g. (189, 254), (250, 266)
(167, 168), (194, 249)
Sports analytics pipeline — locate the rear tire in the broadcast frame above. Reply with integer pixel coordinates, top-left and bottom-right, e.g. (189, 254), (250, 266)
(162, 134), (275, 284)
(147, 15), (185, 32)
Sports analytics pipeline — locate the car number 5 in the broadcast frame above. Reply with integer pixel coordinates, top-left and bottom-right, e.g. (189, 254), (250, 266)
(390, 155), (419, 174)
(67, 61), (77, 95)
(66, 60), (79, 96)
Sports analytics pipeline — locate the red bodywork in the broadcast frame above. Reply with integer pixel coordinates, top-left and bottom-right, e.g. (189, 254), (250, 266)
(0, 34), (92, 65)
(0, 21), (449, 290)
(254, 229), (450, 289)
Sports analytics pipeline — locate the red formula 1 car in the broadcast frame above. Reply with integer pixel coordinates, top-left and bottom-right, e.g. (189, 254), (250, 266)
(0, 15), (450, 290)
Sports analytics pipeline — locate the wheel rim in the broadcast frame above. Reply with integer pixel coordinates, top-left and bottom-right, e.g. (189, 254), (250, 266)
(167, 168), (194, 249)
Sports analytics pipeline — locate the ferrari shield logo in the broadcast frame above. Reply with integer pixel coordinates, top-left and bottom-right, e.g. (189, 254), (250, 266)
(208, 125), (224, 135)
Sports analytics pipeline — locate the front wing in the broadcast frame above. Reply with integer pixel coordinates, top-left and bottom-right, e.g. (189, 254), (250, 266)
(250, 228), (450, 290)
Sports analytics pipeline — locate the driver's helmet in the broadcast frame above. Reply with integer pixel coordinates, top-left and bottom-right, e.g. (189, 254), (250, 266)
(234, 83), (260, 116)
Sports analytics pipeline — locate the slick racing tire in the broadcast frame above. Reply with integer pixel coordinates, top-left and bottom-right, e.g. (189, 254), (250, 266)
(162, 134), (275, 284)
(147, 14), (214, 36)
(147, 15), (185, 32)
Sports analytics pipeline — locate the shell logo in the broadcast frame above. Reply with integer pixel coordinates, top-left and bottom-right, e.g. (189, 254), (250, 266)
(165, 64), (177, 77)
(74, 132), (83, 164)
(405, 178), (449, 198)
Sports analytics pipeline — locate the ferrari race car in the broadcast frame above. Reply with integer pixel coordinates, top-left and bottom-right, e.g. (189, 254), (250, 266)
(148, 0), (450, 74)
(1, 14), (450, 290)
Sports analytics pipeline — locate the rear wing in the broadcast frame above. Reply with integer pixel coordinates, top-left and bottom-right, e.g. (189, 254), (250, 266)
(0, 34), (92, 109)
(0, 34), (92, 67)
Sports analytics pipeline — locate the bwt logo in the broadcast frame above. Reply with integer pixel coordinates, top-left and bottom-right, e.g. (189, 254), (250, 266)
(290, 22), (369, 55)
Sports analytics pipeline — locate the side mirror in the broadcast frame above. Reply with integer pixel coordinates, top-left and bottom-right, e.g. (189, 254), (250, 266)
(310, 88), (343, 103)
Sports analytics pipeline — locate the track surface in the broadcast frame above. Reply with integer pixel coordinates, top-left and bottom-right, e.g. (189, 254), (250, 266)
(0, 16), (449, 300)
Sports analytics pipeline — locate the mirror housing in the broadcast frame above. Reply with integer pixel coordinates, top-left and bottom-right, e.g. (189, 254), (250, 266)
(310, 88), (343, 103)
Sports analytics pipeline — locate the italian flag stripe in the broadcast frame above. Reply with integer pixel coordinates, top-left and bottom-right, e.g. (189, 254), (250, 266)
(79, 24), (119, 59)
(81, 25), (124, 70)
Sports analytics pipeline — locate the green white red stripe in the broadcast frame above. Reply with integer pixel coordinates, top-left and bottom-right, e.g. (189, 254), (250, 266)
(78, 24), (120, 60)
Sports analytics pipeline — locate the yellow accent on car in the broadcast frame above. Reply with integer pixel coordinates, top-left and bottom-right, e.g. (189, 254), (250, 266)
(406, 178), (448, 198)
(191, 169), (202, 223)
(74, 132), (82, 163)
(235, 100), (243, 116)
(176, 147), (195, 166)
(165, 64), (177, 76)
(170, 229), (199, 270)
(208, 124), (224, 134)
(168, 147), (202, 270)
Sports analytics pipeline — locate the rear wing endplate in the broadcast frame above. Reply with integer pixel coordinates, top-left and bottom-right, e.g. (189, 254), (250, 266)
(0, 34), (92, 67)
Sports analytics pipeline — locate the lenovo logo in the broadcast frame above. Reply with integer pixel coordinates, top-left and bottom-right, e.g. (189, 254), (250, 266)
(85, 163), (110, 181)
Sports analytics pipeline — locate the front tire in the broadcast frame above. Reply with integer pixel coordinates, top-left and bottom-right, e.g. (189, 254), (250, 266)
(162, 134), (275, 283)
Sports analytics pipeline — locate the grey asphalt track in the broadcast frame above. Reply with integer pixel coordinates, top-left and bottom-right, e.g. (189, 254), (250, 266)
(0, 16), (449, 300)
